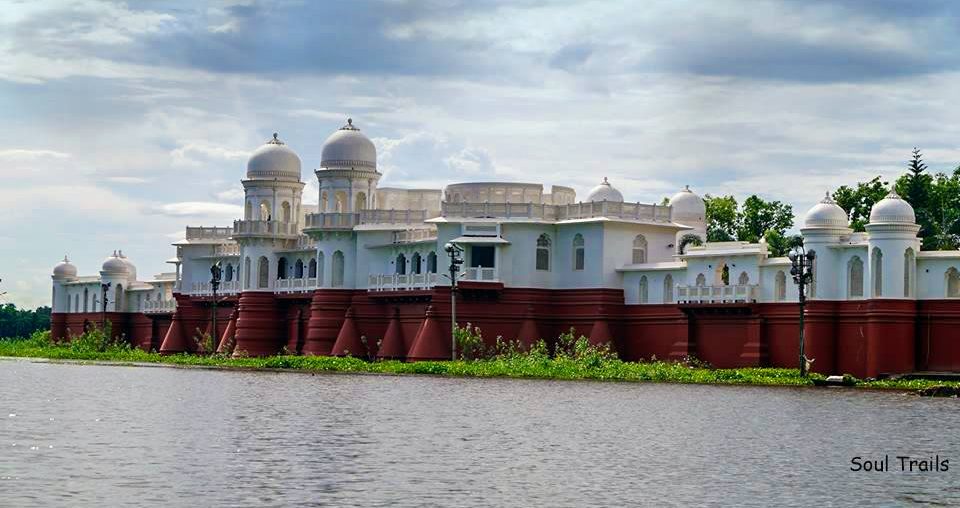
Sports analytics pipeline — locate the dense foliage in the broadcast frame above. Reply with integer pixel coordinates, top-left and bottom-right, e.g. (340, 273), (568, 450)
(702, 194), (797, 256)
(0, 304), (51, 339)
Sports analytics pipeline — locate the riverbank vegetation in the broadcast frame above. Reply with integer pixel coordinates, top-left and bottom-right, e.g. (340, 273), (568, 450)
(1, 328), (958, 394)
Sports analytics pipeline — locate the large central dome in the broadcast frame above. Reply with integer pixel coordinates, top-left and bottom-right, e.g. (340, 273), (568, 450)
(320, 118), (377, 171)
(246, 133), (302, 181)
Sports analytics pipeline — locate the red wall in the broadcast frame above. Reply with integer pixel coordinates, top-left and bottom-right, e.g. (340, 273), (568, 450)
(51, 288), (960, 377)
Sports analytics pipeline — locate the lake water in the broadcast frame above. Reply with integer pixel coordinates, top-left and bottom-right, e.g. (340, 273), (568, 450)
(1, 360), (958, 507)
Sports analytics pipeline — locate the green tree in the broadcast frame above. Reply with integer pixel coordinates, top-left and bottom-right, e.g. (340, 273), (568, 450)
(736, 195), (794, 243)
(763, 230), (803, 257)
(0, 304), (51, 339)
(895, 147), (934, 245)
(703, 195), (738, 242)
(924, 168), (960, 250)
(832, 176), (889, 232)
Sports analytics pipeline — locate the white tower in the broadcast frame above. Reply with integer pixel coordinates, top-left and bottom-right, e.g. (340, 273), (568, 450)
(316, 118), (381, 213)
(865, 191), (921, 299)
(670, 186), (707, 252)
(51, 256), (78, 313)
(99, 250), (134, 312)
(800, 192), (852, 299)
(235, 133), (305, 291)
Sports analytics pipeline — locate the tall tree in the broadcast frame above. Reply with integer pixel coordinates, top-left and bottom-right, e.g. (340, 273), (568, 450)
(895, 147), (934, 245)
(832, 176), (889, 232)
(924, 168), (960, 250)
(736, 195), (794, 243)
(703, 195), (738, 242)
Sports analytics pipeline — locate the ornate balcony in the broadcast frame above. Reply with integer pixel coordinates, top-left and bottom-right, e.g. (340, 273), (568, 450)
(189, 280), (241, 296)
(676, 284), (759, 303)
(440, 201), (672, 223)
(368, 273), (440, 292)
(275, 277), (319, 293)
(143, 299), (177, 314)
(462, 266), (498, 282)
(303, 209), (430, 232)
(185, 226), (233, 241)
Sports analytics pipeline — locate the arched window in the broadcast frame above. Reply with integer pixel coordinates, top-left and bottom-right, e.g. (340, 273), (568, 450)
(335, 191), (347, 213)
(309, 257), (318, 279)
(452, 193), (462, 203)
(872, 247), (883, 297)
(277, 257), (288, 280)
(281, 201), (291, 223)
(775, 271), (787, 301)
(317, 252), (325, 285)
(258, 256), (269, 288)
(696, 273), (706, 287)
(639, 276), (648, 304)
(244, 257), (251, 289)
(663, 274), (674, 303)
(946, 267), (960, 298)
(536, 234), (551, 271)
(321, 191), (329, 212)
(632, 235), (647, 264)
(225, 263), (234, 282)
(412, 252), (422, 274)
(738, 271), (749, 285)
(427, 251), (438, 273)
(809, 253), (817, 298)
(573, 233), (585, 271)
(74, 294), (79, 313)
(295, 259), (304, 278)
(245, 201), (252, 219)
(259, 200), (271, 221)
(115, 284), (123, 312)
(355, 192), (367, 211)
(396, 253), (407, 275)
(717, 264), (730, 285)
(137, 294), (142, 311)
(332, 251), (345, 287)
(904, 248), (915, 298)
(83, 288), (89, 312)
(848, 256), (864, 298)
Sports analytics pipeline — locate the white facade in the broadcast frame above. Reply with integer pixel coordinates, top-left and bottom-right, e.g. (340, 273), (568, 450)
(53, 120), (960, 313)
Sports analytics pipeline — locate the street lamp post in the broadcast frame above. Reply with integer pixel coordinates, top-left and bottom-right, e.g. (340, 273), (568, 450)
(444, 242), (464, 361)
(210, 262), (222, 354)
(789, 246), (816, 377)
(100, 282), (112, 332)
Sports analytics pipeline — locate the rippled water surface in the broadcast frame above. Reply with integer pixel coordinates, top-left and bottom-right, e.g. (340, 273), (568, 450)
(1, 360), (958, 507)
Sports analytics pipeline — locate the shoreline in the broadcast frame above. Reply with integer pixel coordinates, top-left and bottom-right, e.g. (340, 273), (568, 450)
(1, 351), (955, 395)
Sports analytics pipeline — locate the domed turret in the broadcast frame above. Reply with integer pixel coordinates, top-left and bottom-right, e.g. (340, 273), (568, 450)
(869, 190), (916, 225)
(117, 250), (137, 280)
(670, 185), (706, 224)
(585, 177), (624, 203)
(101, 250), (130, 276)
(804, 191), (849, 229)
(52, 255), (77, 280)
(246, 133), (302, 181)
(320, 119), (377, 171)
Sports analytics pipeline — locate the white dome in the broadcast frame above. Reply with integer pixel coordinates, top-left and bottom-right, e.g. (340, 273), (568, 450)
(320, 119), (377, 171)
(101, 251), (130, 275)
(869, 190), (916, 225)
(804, 192), (849, 229)
(246, 133), (302, 181)
(118, 250), (137, 280)
(53, 255), (77, 279)
(670, 185), (706, 223)
(585, 177), (624, 203)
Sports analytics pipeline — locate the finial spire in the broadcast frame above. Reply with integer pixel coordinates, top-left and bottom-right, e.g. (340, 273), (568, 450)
(267, 132), (284, 145)
(63, 255), (69, 263)
(341, 118), (359, 131)
(602, 176), (609, 185)
(684, 184), (690, 191)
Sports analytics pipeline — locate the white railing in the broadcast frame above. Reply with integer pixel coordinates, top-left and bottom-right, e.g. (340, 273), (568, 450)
(143, 299), (177, 314)
(462, 266), (498, 282)
(186, 226), (233, 240)
(304, 209), (430, 230)
(368, 272), (440, 291)
(676, 284), (759, 303)
(232, 220), (299, 238)
(214, 243), (240, 256)
(189, 280), (241, 296)
(440, 201), (672, 223)
(275, 277), (319, 293)
(393, 228), (437, 244)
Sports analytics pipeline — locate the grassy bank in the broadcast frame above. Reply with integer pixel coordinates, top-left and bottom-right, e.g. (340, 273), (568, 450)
(1, 330), (957, 393)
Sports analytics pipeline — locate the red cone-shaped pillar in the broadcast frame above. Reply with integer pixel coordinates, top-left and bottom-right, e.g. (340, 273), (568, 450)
(377, 308), (406, 360)
(285, 308), (302, 354)
(303, 290), (354, 356)
(331, 307), (366, 358)
(216, 311), (237, 354)
(159, 311), (192, 354)
(588, 313), (613, 348)
(51, 314), (68, 343)
(407, 306), (450, 361)
(233, 291), (282, 357)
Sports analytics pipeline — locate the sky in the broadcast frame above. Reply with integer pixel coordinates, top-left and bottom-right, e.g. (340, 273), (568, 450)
(3, 0), (960, 309)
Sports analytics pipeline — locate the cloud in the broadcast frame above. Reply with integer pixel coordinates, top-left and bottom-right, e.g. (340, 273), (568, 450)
(0, 149), (70, 160)
(170, 142), (249, 168)
(148, 201), (243, 218)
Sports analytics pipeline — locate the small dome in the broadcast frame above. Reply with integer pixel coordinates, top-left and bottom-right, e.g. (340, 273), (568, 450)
(585, 177), (624, 203)
(53, 255), (77, 279)
(246, 133), (302, 181)
(670, 185), (706, 223)
(320, 119), (377, 171)
(101, 251), (130, 275)
(869, 190), (916, 225)
(804, 191), (849, 229)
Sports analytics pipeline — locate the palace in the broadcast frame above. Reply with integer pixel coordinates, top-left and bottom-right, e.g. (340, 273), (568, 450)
(50, 119), (960, 377)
